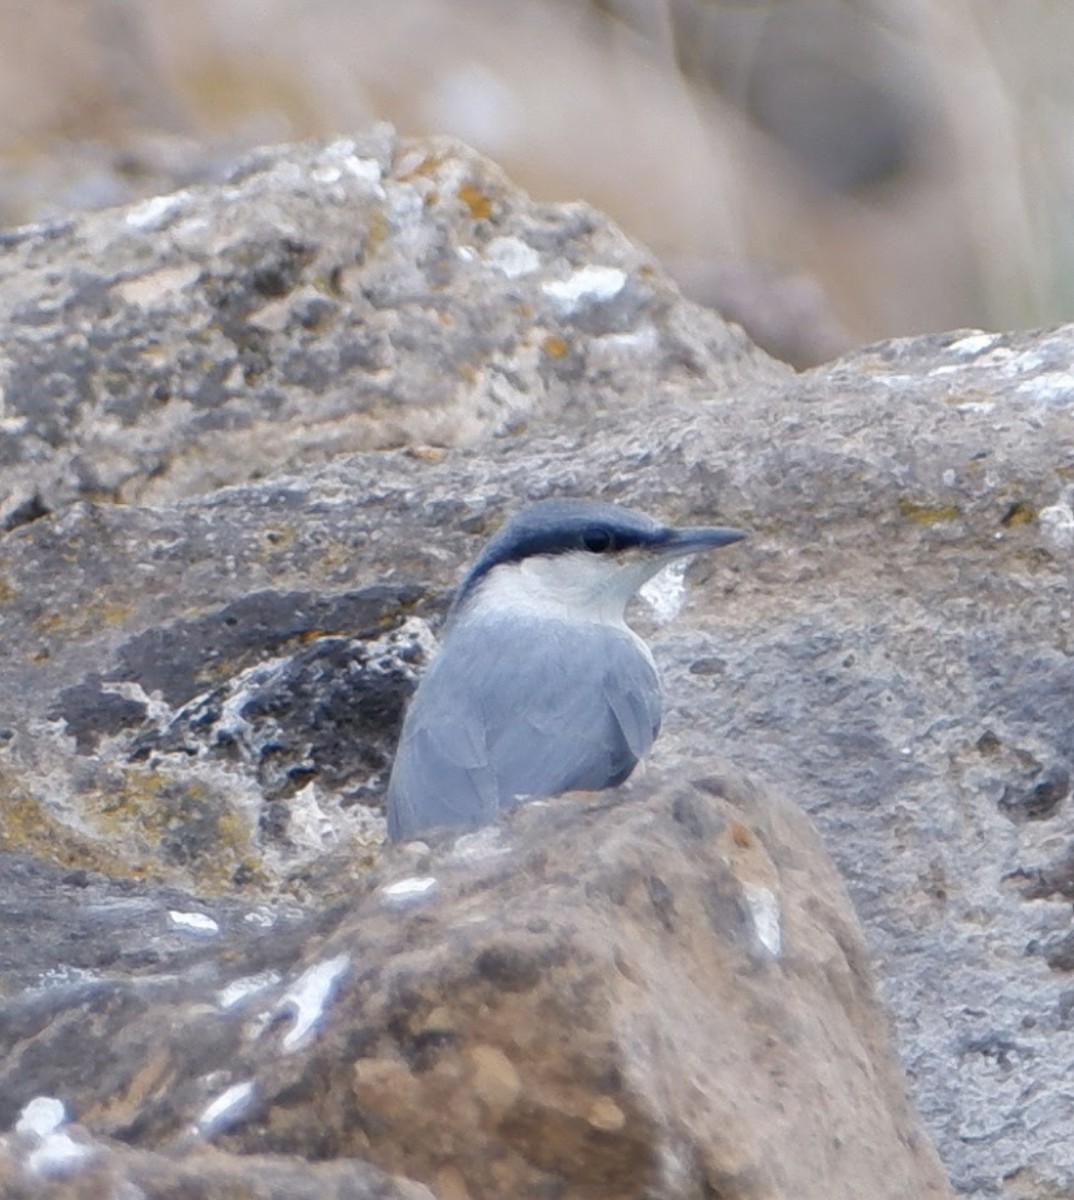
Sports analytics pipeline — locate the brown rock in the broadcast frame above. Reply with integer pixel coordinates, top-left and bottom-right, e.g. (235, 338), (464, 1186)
(0, 769), (953, 1200)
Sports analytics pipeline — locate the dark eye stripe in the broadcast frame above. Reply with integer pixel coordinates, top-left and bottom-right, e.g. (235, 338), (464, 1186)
(454, 501), (673, 611)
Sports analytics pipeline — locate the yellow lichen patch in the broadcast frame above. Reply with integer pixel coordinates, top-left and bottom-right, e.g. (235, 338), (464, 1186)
(79, 766), (262, 894)
(32, 601), (134, 638)
(0, 783), (136, 879)
(364, 207), (388, 257)
(457, 182), (493, 220)
(31, 611), (69, 636)
(233, 857), (270, 891)
(262, 526), (297, 552)
(406, 445), (448, 463)
(897, 498), (962, 525)
(0, 576), (19, 604)
(313, 538), (367, 575)
(398, 152), (446, 182)
(85, 766), (178, 842)
(318, 264), (346, 298)
(1001, 501), (1037, 527)
(541, 336), (569, 360)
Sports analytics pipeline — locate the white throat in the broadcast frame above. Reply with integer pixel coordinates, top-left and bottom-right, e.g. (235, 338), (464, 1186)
(462, 552), (665, 627)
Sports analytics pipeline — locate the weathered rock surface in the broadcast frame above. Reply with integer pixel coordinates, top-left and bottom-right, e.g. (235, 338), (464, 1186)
(3, 131), (1074, 1195)
(0, 1138), (431, 1200)
(0, 128), (774, 530)
(0, 771), (950, 1200)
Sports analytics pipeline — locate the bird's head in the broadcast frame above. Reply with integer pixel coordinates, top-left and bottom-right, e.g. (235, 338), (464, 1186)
(451, 499), (746, 626)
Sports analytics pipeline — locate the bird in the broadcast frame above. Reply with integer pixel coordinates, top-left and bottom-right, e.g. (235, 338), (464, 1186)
(386, 498), (746, 841)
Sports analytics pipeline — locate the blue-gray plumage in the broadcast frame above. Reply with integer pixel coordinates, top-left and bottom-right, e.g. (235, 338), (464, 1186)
(386, 499), (745, 841)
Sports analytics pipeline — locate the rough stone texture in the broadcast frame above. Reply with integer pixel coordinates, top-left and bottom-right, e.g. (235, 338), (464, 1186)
(0, 128), (773, 529)
(0, 1140), (431, 1200)
(0, 772), (950, 1200)
(5, 132), (1074, 1195)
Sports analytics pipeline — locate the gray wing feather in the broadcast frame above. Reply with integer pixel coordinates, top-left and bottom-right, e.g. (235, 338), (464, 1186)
(386, 618), (661, 840)
(386, 653), (499, 840)
(604, 657), (662, 763)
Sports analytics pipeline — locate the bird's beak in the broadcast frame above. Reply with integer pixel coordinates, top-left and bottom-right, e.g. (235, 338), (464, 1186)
(659, 526), (747, 558)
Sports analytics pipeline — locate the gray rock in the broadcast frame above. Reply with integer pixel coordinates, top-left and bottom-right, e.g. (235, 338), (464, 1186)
(0, 771), (951, 1200)
(0, 128), (774, 528)
(4, 132), (1074, 1194)
(0, 1136), (431, 1200)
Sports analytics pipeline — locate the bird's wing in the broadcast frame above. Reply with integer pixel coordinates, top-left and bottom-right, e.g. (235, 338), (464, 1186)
(603, 640), (662, 764)
(386, 619), (662, 841)
(491, 623), (661, 797)
(386, 647), (500, 840)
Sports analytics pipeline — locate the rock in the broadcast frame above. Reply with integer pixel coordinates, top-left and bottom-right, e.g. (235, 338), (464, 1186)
(0, 1138), (431, 1200)
(0, 771), (952, 1200)
(7, 132), (1074, 1194)
(0, 128), (775, 527)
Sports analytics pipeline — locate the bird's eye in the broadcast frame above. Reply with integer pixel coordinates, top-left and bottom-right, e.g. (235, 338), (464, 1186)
(581, 526), (614, 553)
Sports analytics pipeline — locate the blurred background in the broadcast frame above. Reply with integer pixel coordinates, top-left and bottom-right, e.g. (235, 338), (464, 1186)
(0, 0), (1070, 367)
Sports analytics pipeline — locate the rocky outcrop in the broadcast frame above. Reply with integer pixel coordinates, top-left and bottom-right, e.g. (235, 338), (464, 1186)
(0, 769), (950, 1199)
(4, 128), (1074, 1195)
(0, 128), (775, 530)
